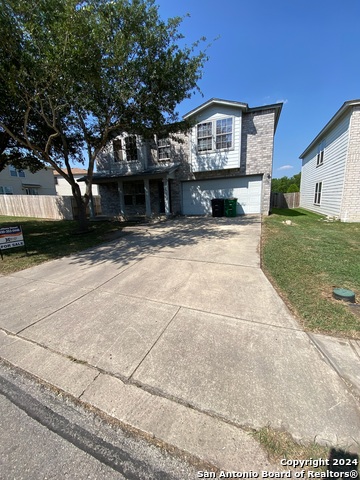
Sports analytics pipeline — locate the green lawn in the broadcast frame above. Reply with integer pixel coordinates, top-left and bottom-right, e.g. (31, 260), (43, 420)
(0, 216), (126, 275)
(262, 208), (360, 339)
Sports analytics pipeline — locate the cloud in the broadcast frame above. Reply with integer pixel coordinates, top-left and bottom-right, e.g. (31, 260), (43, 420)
(278, 164), (293, 171)
(276, 99), (288, 104)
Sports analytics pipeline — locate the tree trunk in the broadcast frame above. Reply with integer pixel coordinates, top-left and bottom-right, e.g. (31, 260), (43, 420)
(72, 187), (89, 233)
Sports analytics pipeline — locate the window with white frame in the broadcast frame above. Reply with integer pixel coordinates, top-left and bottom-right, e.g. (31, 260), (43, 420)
(157, 137), (171, 160)
(197, 117), (233, 152)
(0, 186), (14, 195)
(314, 182), (322, 204)
(112, 136), (138, 162)
(113, 139), (124, 162)
(316, 149), (324, 166)
(197, 122), (213, 152)
(9, 166), (25, 177)
(216, 118), (233, 149)
(9, 165), (17, 177)
(124, 136), (138, 161)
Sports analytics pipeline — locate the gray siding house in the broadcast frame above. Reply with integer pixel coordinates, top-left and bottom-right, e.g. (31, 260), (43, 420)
(300, 100), (360, 222)
(92, 98), (282, 218)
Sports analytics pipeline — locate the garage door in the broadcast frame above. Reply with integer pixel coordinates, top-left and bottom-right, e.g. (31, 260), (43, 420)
(182, 176), (262, 215)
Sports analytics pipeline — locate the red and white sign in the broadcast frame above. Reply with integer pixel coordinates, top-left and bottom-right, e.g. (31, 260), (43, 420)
(0, 226), (25, 250)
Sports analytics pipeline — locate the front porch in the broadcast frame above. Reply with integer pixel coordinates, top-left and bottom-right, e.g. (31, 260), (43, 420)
(90, 165), (179, 219)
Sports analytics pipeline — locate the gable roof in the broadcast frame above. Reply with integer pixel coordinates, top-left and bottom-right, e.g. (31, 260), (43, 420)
(183, 97), (283, 131)
(183, 98), (248, 119)
(300, 99), (360, 159)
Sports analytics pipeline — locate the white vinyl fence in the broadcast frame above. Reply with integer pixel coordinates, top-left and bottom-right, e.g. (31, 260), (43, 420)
(0, 195), (101, 220)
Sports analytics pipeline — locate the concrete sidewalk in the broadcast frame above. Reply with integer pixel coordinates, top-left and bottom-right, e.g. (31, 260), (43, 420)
(1, 216), (360, 471)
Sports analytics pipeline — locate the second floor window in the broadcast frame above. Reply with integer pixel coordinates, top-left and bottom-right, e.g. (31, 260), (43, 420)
(316, 149), (324, 166)
(197, 117), (233, 152)
(9, 166), (25, 177)
(113, 139), (123, 162)
(216, 118), (233, 149)
(197, 122), (213, 152)
(125, 136), (138, 161)
(112, 136), (138, 162)
(157, 137), (171, 160)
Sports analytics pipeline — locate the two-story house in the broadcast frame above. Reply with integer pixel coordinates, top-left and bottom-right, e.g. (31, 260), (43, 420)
(299, 100), (360, 222)
(0, 165), (56, 196)
(91, 98), (282, 218)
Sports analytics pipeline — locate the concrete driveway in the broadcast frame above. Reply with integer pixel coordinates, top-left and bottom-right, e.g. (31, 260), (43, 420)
(1, 216), (360, 469)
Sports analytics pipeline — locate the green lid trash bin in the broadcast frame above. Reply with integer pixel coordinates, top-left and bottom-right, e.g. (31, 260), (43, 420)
(224, 198), (237, 217)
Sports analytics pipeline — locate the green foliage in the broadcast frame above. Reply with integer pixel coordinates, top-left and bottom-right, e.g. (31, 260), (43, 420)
(0, 0), (208, 229)
(272, 173), (301, 193)
(287, 183), (299, 193)
(0, 133), (44, 173)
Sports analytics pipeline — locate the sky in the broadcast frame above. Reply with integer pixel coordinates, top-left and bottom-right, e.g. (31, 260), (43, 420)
(156, 0), (360, 178)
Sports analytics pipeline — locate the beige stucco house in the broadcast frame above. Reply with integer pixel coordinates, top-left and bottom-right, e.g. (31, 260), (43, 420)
(0, 165), (56, 196)
(54, 168), (99, 196)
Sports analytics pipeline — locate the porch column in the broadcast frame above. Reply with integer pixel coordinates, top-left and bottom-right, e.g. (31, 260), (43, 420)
(117, 180), (125, 217)
(144, 178), (152, 217)
(163, 177), (170, 216)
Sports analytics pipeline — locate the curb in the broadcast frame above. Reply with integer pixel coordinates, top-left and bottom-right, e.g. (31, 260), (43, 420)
(0, 329), (276, 472)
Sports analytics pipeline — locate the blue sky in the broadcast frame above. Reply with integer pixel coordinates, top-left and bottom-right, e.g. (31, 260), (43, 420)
(157, 0), (360, 178)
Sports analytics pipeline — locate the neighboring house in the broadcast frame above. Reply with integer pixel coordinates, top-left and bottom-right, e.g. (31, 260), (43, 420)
(299, 100), (360, 222)
(0, 165), (56, 196)
(92, 98), (282, 218)
(53, 168), (99, 196)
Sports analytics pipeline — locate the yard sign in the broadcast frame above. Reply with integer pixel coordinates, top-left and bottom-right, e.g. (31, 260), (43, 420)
(0, 226), (26, 258)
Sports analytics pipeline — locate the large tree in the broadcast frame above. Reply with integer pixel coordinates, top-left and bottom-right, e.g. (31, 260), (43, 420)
(0, 0), (207, 231)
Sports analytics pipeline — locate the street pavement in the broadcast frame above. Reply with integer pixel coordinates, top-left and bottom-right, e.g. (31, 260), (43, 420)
(1, 216), (360, 471)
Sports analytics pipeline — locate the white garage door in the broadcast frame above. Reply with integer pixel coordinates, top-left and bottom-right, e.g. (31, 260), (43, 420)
(182, 176), (262, 215)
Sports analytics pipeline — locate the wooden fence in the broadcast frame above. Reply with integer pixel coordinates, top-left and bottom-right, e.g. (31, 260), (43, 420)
(0, 195), (101, 220)
(271, 192), (300, 209)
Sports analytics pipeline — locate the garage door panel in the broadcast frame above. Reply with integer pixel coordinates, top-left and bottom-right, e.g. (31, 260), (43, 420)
(182, 177), (262, 215)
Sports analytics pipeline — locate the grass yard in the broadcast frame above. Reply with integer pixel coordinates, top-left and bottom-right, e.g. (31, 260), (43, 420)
(0, 216), (126, 275)
(262, 208), (360, 339)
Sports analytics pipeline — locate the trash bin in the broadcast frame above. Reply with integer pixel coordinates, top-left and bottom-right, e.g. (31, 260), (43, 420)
(211, 198), (225, 217)
(224, 198), (237, 217)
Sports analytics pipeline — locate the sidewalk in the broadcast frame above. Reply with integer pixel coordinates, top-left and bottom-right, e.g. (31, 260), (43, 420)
(1, 216), (360, 470)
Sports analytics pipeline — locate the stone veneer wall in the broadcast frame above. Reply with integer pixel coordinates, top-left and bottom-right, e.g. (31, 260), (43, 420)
(171, 109), (276, 215)
(167, 132), (191, 215)
(340, 106), (360, 222)
(96, 108), (277, 216)
(98, 183), (121, 216)
(241, 109), (276, 214)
